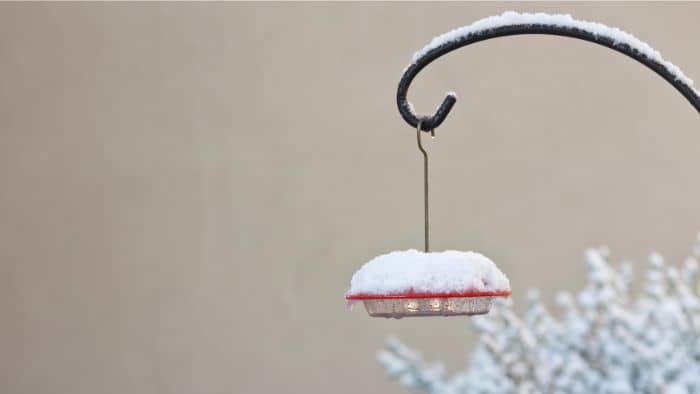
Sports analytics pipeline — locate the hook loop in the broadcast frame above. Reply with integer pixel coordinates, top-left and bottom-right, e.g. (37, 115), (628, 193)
(397, 18), (700, 132)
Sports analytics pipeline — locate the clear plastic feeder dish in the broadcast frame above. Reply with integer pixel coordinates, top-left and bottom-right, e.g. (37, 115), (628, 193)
(346, 290), (511, 318)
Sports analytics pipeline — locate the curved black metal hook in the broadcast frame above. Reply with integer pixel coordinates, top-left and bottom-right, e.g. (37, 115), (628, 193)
(398, 23), (700, 132)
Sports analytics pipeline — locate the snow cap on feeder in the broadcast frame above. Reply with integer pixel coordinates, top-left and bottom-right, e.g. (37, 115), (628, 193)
(346, 250), (511, 318)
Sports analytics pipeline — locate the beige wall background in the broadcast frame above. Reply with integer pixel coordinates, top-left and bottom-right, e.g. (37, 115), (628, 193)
(2, 2), (700, 394)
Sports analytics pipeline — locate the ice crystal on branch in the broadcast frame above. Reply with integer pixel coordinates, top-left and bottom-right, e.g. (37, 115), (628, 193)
(378, 237), (700, 393)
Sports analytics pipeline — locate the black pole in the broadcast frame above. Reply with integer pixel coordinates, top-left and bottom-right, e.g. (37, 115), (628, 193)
(398, 24), (700, 132)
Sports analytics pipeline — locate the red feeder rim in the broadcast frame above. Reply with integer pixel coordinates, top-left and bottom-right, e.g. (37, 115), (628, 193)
(345, 289), (511, 300)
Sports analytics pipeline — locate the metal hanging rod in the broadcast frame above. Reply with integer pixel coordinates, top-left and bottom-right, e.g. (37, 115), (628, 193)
(416, 119), (433, 252)
(398, 24), (700, 132)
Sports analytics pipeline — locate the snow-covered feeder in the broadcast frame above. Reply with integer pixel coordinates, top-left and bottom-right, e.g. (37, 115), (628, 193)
(346, 250), (510, 318)
(342, 11), (699, 320)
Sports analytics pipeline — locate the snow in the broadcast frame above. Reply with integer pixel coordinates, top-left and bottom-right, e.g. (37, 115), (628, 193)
(346, 249), (510, 296)
(411, 11), (695, 89)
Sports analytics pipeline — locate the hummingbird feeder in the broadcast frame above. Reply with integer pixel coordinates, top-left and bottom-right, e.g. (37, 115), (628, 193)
(345, 12), (700, 319)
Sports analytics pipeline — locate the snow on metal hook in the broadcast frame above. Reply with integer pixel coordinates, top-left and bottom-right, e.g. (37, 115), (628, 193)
(398, 11), (700, 132)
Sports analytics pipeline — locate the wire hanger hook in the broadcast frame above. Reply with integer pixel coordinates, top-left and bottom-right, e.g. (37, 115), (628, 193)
(416, 118), (434, 253)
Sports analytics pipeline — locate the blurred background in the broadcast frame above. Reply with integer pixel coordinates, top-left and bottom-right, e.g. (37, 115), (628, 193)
(2, 2), (700, 394)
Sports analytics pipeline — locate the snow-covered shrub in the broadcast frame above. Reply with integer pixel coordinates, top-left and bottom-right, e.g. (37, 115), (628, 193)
(378, 237), (700, 394)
